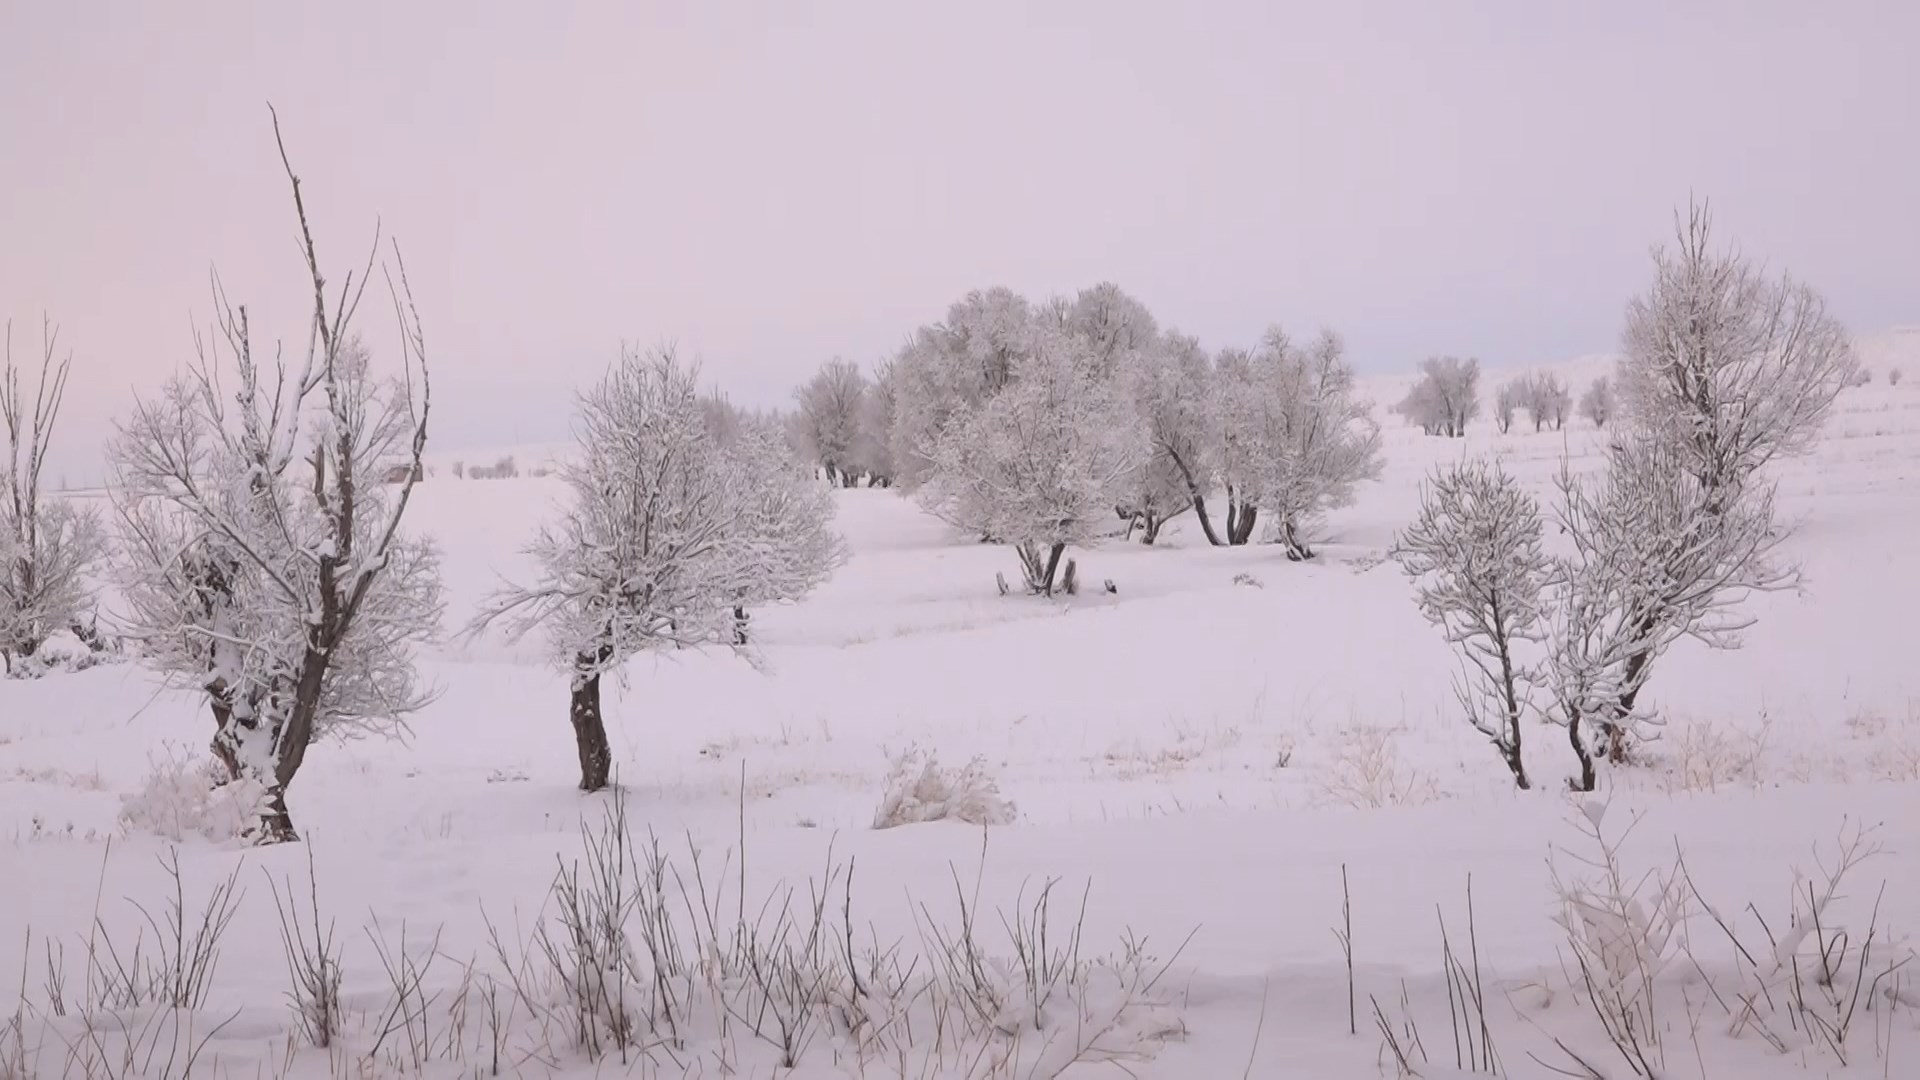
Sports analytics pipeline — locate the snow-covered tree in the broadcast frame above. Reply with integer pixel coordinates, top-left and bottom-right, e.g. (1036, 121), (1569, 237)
(1246, 331), (1382, 558)
(1127, 332), (1215, 544)
(1494, 380), (1524, 434)
(1578, 375), (1614, 428)
(473, 348), (842, 791)
(1210, 330), (1382, 556)
(1523, 372), (1571, 431)
(1394, 461), (1551, 789)
(921, 326), (1146, 594)
(1545, 204), (1853, 779)
(794, 357), (868, 487)
(848, 358), (898, 488)
(888, 287), (1037, 490)
(111, 116), (440, 841)
(712, 414), (844, 644)
(1619, 203), (1856, 494)
(2, 316), (106, 672)
(1546, 440), (1789, 784)
(1209, 345), (1264, 543)
(1395, 357), (1481, 437)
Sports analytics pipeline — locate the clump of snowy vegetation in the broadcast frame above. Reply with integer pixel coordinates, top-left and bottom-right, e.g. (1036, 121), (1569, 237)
(872, 746), (1016, 828)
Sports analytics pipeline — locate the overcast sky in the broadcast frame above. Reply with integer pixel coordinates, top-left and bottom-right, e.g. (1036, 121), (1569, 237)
(4, 1), (1916, 482)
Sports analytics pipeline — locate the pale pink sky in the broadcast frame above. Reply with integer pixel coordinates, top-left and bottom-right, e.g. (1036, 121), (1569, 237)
(3, 1), (1916, 481)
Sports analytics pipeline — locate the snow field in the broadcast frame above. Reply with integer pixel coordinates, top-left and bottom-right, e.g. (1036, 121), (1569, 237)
(2, 352), (1919, 1076)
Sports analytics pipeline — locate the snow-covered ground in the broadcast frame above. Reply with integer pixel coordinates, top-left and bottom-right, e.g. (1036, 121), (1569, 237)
(4, 341), (1919, 1078)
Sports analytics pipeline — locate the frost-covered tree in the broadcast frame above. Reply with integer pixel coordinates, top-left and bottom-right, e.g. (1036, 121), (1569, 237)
(1127, 333), (1215, 544)
(1209, 346), (1264, 543)
(1545, 204), (1854, 777)
(1578, 375), (1614, 428)
(1394, 461), (1550, 789)
(474, 348), (842, 791)
(712, 414), (844, 644)
(1494, 380), (1524, 434)
(111, 117), (439, 841)
(2, 317), (106, 672)
(1619, 204), (1856, 494)
(794, 357), (867, 487)
(849, 357), (897, 488)
(1211, 330), (1381, 556)
(888, 287), (1037, 489)
(921, 326), (1145, 594)
(1546, 441), (1789, 784)
(1395, 357), (1480, 437)
(1523, 372), (1571, 431)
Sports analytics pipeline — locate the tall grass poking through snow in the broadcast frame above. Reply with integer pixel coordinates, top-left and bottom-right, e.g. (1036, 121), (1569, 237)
(470, 786), (1187, 1075)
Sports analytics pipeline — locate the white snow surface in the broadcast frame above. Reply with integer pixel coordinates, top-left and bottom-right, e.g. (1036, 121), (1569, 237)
(4, 353), (1920, 1077)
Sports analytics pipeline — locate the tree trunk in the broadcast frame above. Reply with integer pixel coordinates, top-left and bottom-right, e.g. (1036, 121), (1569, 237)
(1040, 542), (1066, 595)
(1566, 713), (1596, 792)
(732, 605), (750, 645)
(570, 670), (613, 793)
(1142, 513), (1163, 545)
(1166, 449), (1223, 547)
(1278, 519), (1314, 561)
(1226, 494), (1258, 545)
(209, 697), (241, 783)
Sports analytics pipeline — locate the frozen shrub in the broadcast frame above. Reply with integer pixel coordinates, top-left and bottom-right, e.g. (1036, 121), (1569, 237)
(872, 747), (1015, 828)
(1319, 725), (1437, 809)
(119, 751), (268, 842)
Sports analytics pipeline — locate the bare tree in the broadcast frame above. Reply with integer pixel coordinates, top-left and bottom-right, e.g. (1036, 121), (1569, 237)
(794, 357), (867, 486)
(1578, 375), (1614, 428)
(111, 112), (439, 841)
(473, 348), (842, 791)
(1, 317), (106, 672)
(1394, 461), (1551, 789)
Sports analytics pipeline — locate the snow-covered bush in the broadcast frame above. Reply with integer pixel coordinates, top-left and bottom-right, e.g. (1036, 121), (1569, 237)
(872, 747), (1015, 828)
(1394, 356), (1480, 437)
(1393, 461), (1551, 789)
(474, 347), (843, 791)
(111, 119), (441, 841)
(1319, 725), (1437, 809)
(118, 750), (268, 842)
(2, 316), (107, 675)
